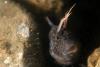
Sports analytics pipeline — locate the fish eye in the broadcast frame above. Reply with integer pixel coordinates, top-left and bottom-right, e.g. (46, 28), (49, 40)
(68, 46), (77, 52)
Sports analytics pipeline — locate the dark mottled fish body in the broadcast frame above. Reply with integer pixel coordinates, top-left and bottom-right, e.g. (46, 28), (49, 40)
(46, 4), (80, 66)
(49, 26), (80, 65)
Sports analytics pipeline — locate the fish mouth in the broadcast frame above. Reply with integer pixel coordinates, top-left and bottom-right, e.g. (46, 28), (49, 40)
(55, 57), (73, 65)
(50, 50), (73, 65)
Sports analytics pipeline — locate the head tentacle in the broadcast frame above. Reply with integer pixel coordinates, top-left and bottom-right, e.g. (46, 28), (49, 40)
(45, 17), (54, 27)
(57, 3), (76, 32)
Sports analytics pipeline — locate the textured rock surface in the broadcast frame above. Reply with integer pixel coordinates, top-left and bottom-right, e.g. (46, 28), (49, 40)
(28, 0), (62, 13)
(88, 47), (100, 67)
(0, 0), (45, 67)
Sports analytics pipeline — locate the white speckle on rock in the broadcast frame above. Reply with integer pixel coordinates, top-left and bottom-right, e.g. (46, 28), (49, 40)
(4, 1), (8, 4)
(4, 57), (12, 64)
(17, 52), (23, 60)
(17, 23), (29, 38)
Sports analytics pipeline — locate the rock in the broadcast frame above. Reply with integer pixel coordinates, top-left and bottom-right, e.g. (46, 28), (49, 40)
(27, 0), (62, 13)
(88, 47), (100, 67)
(0, 0), (45, 67)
